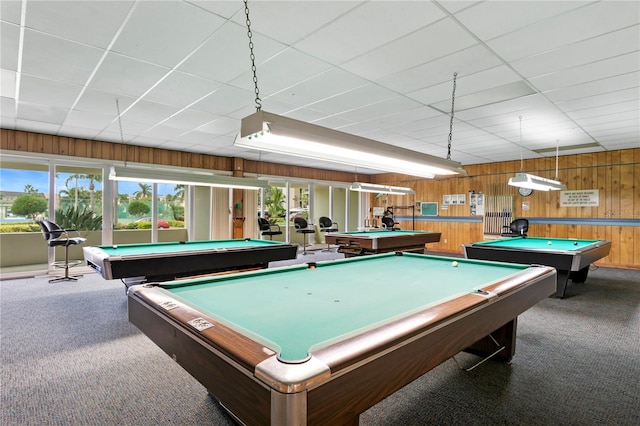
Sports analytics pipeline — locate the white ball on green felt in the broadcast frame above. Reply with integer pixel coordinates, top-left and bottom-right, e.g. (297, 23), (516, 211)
(451, 261), (458, 267)
(547, 241), (552, 245)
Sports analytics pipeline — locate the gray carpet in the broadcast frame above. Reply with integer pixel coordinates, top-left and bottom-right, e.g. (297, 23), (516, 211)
(1, 252), (639, 425)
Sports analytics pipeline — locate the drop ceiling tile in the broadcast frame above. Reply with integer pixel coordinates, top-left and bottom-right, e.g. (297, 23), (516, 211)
(63, 109), (115, 130)
(454, 0), (588, 41)
(160, 109), (215, 131)
(294, 1), (445, 65)
(17, 100), (67, 124)
(512, 25), (640, 79)
(100, 118), (152, 140)
(24, 0), (133, 48)
(19, 75), (82, 108)
(544, 73), (640, 102)
(21, 30), (104, 85)
(583, 119), (640, 133)
(566, 100), (640, 120)
(157, 139), (199, 152)
(89, 52), (169, 97)
(575, 110), (639, 127)
(342, 18), (477, 81)
(15, 118), (61, 134)
(307, 84), (396, 115)
(112, 1), (226, 67)
(487, 1), (640, 62)
(140, 125), (184, 141)
(122, 100), (179, 125)
(335, 96), (423, 123)
(1, 69), (16, 99)
(230, 1), (358, 45)
(376, 44), (502, 94)
(529, 52), (640, 92)
(189, 1), (243, 20)
(268, 68), (369, 107)
(0, 1), (21, 24)
(240, 48), (332, 97)
(57, 125), (101, 140)
(1, 21), (20, 71)
(1, 96), (16, 118)
(74, 89), (136, 116)
(556, 87), (640, 114)
(195, 117), (239, 136)
(192, 85), (253, 116)
(143, 71), (222, 108)
(178, 21), (285, 84)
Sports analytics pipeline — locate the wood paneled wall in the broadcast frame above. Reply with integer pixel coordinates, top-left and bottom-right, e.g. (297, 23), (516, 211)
(371, 148), (640, 269)
(1, 129), (638, 268)
(0, 129), (362, 183)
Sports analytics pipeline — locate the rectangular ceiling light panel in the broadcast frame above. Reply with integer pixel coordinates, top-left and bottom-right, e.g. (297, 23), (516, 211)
(236, 111), (468, 179)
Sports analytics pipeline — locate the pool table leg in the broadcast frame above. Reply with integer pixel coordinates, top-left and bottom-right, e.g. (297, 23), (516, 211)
(569, 266), (590, 283)
(552, 270), (571, 298)
(464, 318), (516, 363)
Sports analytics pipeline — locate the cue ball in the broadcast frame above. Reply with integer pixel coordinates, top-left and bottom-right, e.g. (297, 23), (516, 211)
(451, 261), (458, 267)
(547, 241), (552, 245)
(113, 245), (117, 249)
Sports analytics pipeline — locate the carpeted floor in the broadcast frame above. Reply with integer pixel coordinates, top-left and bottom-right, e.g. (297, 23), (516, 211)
(1, 251), (639, 425)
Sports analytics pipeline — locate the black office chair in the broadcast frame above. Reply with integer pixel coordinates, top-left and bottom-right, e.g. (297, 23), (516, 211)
(258, 218), (282, 240)
(294, 217), (315, 255)
(38, 219), (87, 283)
(381, 216), (399, 230)
(501, 218), (529, 237)
(318, 216), (338, 251)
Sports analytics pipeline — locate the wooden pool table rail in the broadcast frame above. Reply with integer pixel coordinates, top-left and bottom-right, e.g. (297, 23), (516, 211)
(128, 264), (556, 425)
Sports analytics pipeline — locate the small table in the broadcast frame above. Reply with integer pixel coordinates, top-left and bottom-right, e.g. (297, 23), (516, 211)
(128, 252), (556, 425)
(463, 236), (611, 298)
(83, 238), (298, 286)
(323, 230), (441, 256)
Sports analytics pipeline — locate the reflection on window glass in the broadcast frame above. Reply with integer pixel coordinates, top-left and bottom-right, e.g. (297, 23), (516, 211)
(55, 166), (103, 231)
(0, 162), (49, 231)
(114, 181), (185, 230)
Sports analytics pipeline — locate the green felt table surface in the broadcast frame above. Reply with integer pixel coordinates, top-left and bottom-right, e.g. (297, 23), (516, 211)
(159, 253), (530, 361)
(472, 236), (602, 251)
(97, 239), (285, 256)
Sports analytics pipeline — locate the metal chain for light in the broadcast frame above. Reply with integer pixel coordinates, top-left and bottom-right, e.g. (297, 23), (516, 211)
(519, 116), (524, 171)
(555, 139), (560, 180)
(447, 72), (458, 160)
(116, 99), (127, 166)
(244, 0), (261, 111)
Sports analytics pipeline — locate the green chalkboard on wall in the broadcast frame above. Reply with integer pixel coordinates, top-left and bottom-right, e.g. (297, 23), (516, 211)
(420, 202), (438, 216)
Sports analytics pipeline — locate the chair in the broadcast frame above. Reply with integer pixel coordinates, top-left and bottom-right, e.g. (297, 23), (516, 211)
(501, 218), (529, 237)
(381, 216), (399, 230)
(318, 216), (338, 251)
(38, 219), (87, 283)
(258, 218), (282, 240)
(294, 217), (315, 255)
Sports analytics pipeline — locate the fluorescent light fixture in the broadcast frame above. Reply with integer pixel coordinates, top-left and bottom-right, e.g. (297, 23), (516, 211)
(109, 166), (270, 190)
(350, 182), (415, 195)
(508, 172), (567, 191)
(236, 111), (468, 179)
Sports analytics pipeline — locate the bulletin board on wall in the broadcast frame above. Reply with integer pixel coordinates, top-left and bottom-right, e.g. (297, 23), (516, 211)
(419, 202), (438, 216)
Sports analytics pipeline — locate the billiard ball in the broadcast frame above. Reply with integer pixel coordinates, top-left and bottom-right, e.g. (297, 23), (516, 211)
(451, 261), (458, 267)
(547, 241), (552, 245)
(573, 242), (578, 246)
(179, 241), (186, 244)
(113, 245), (118, 249)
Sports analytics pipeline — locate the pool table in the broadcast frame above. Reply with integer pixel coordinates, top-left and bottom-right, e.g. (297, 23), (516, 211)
(323, 229), (441, 256)
(128, 252), (556, 425)
(83, 238), (298, 286)
(463, 237), (611, 298)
